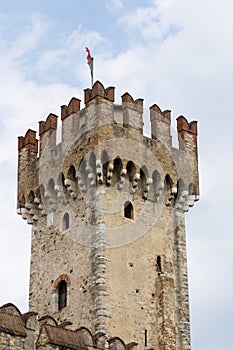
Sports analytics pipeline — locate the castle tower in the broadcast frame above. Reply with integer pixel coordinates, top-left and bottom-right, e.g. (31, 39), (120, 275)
(17, 81), (199, 350)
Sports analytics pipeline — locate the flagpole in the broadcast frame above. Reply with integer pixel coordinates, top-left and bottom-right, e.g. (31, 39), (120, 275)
(85, 47), (94, 89)
(91, 57), (94, 87)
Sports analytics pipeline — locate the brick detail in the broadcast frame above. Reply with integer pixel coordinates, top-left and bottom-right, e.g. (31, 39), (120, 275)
(51, 274), (71, 293)
(61, 97), (81, 120)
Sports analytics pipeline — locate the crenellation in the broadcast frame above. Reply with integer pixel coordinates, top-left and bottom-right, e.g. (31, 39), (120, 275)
(105, 86), (115, 102)
(19, 82), (197, 204)
(18, 129), (38, 178)
(61, 100), (79, 148)
(39, 113), (58, 156)
(39, 113), (58, 136)
(18, 129), (38, 152)
(85, 81), (115, 107)
(14, 80), (199, 350)
(150, 104), (172, 146)
(61, 97), (81, 121)
(121, 93), (144, 133)
(17, 83), (198, 175)
(177, 115), (198, 152)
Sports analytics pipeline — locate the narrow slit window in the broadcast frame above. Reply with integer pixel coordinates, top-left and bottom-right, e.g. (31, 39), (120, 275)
(58, 280), (67, 310)
(124, 201), (134, 219)
(157, 255), (162, 274)
(144, 329), (148, 347)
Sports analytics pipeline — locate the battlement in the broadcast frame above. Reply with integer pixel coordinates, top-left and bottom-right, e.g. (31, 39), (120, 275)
(18, 129), (38, 151)
(177, 115), (198, 151)
(17, 81), (199, 224)
(84, 81), (115, 105)
(17, 81), (198, 157)
(61, 97), (81, 120)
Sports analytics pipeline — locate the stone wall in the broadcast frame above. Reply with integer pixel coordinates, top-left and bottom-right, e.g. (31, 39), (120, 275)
(16, 81), (199, 350)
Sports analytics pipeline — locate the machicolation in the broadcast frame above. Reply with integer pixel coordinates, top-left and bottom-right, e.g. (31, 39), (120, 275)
(3, 80), (201, 350)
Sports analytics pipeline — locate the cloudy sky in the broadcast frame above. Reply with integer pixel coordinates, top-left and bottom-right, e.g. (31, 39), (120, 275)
(0, 0), (232, 349)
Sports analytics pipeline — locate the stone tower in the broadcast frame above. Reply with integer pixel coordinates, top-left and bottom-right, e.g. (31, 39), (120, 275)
(17, 81), (199, 350)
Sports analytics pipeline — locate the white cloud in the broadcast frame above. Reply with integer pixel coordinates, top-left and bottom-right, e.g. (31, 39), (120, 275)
(9, 14), (50, 59)
(36, 27), (106, 84)
(118, 1), (182, 44)
(106, 0), (124, 12)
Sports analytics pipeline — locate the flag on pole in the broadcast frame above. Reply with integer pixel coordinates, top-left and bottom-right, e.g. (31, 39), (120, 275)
(85, 47), (94, 86)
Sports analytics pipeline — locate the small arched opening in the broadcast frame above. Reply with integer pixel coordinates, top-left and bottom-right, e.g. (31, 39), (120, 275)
(62, 212), (70, 231)
(164, 174), (173, 204)
(28, 190), (35, 204)
(124, 201), (134, 219)
(112, 157), (122, 185)
(67, 165), (76, 181)
(126, 161), (136, 183)
(164, 174), (173, 194)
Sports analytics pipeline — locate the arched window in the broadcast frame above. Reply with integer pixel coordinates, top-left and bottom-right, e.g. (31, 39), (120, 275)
(112, 157), (122, 185)
(28, 190), (35, 205)
(164, 174), (172, 195)
(67, 165), (76, 181)
(62, 212), (69, 231)
(126, 161), (136, 183)
(124, 201), (134, 219)
(58, 280), (67, 311)
(51, 274), (71, 313)
(164, 174), (173, 206)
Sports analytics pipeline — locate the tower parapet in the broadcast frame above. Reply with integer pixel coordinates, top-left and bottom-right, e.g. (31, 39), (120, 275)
(17, 81), (199, 350)
(18, 81), (198, 200)
(39, 113), (58, 156)
(150, 104), (171, 146)
(83, 81), (115, 133)
(177, 115), (198, 152)
(18, 129), (38, 162)
(121, 93), (143, 133)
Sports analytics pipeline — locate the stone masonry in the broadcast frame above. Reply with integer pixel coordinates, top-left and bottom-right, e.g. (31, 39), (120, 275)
(0, 80), (199, 350)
